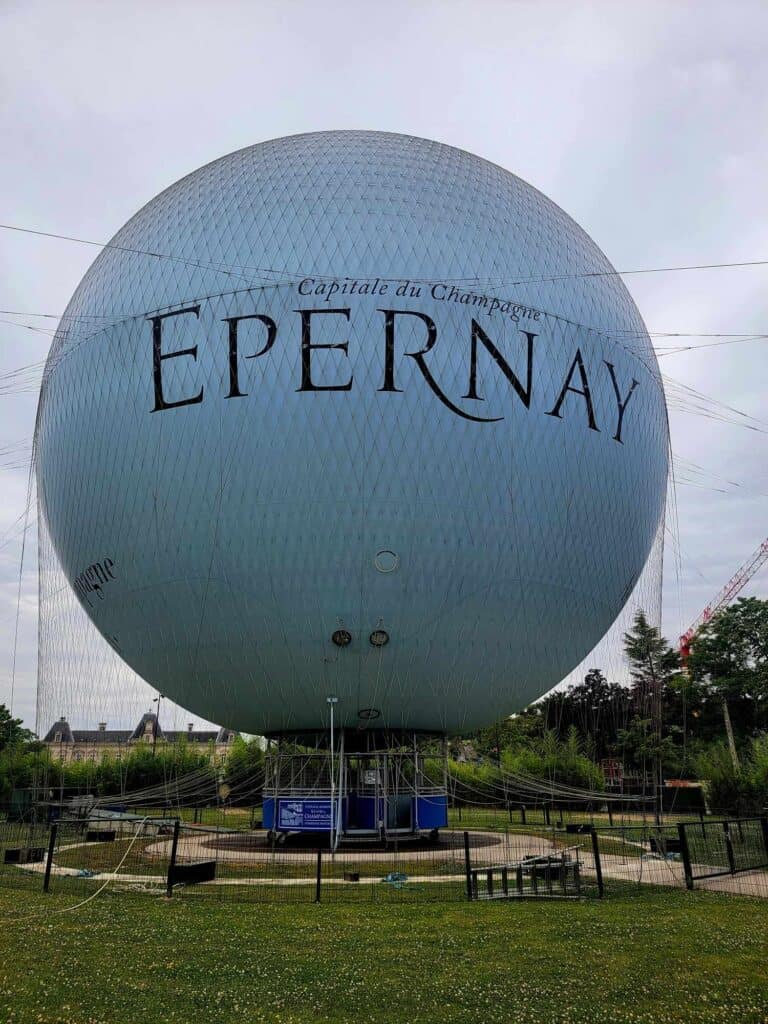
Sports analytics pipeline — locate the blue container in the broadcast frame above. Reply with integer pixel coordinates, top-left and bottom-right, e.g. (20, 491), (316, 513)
(262, 796), (275, 830)
(263, 792), (447, 833)
(348, 794), (379, 830)
(415, 795), (448, 830)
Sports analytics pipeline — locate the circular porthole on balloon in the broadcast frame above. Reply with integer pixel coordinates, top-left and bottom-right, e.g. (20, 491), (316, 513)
(374, 550), (399, 573)
(357, 707), (381, 720)
(331, 629), (352, 648)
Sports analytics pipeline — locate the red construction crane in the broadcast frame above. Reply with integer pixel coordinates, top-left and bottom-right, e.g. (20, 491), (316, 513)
(679, 536), (768, 660)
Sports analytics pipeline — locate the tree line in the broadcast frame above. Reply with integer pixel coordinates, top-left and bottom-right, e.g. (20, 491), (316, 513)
(1, 597), (767, 814)
(463, 598), (768, 812)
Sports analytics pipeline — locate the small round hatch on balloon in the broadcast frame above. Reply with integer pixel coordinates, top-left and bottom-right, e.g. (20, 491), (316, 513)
(369, 629), (389, 648)
(331, 629), (352, 648)
(373, 550), (399, 574)
(357, 707), (381, 721)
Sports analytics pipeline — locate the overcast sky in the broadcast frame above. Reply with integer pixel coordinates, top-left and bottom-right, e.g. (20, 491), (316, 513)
(1, 0), (767, 730)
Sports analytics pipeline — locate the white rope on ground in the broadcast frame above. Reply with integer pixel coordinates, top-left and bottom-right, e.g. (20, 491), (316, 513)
(2, 817), (151, 924)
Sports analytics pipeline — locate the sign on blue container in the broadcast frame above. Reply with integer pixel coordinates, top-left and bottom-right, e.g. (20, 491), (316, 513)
(277, 798), (334, 831)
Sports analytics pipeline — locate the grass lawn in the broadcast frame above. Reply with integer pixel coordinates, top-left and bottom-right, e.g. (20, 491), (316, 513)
(0, 886), (767, 1023)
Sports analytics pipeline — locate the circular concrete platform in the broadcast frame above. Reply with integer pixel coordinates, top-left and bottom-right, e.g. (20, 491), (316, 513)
(144, 828), (526, 864)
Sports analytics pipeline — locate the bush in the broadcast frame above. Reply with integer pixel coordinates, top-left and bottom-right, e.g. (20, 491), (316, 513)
(502, 728), (605, 791)
(224, 736), (264, 800)
(424, 728), (605, 804)
(696, 735), (768, 814)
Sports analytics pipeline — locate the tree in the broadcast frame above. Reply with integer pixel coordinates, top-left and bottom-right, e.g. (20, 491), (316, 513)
(615, 715), (682, 781)
(0, 705), (34, 752)
(538, 669), (634, 762)
(623, 611), (680, 796)
(688, 596), (768, 772)
(471, 709), (542, 760)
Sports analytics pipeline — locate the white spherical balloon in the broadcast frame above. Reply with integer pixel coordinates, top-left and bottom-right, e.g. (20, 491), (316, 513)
(36, 131), (668, 735)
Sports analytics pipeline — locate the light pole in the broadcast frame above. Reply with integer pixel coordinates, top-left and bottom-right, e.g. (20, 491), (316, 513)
(326, 696), (338, 845)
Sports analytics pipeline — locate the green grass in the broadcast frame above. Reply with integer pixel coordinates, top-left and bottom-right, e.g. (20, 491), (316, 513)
(49, 838), (469, 883)
(0, 886), (767, 1023)
(136, 806), (256, 829)
(446, 806), (678, 831)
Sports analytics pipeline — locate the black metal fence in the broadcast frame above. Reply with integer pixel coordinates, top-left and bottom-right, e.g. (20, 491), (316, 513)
(0, 814), (603, 904)
(678, 817), (768, 897)
(582, 822), (689, 891)
(2, 812), (767, 904)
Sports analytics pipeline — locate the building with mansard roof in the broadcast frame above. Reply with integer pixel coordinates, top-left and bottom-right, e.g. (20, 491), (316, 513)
(42, 713), (238, 763)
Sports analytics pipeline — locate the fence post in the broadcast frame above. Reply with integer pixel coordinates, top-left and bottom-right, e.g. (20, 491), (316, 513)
(42, 822), (58, 894)
(544, 804), (551, 827)
(760, 816), (768, 863)
(589, 827), (604, 898)
(520, 804), (526, 825)
(315, 849), (322, 903)
(723, 821), (736, 875)
(463, 831), (473, 901)
(608, 806), (614, 827)
(677, 822), (694, 890)
(166, 818), (181, 897)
